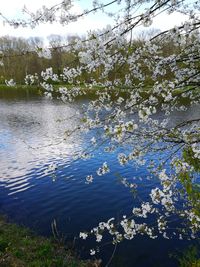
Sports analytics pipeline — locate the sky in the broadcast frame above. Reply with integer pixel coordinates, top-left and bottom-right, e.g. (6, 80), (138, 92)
(0, 0), (188, 41)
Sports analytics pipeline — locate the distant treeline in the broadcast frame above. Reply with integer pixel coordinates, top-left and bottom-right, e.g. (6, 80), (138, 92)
(0, 35), (80, 84)
(0, 31), (198, 86)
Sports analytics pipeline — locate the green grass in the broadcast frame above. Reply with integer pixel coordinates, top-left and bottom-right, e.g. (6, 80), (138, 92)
(0, 83), (199, 104)
(176, 245), (200, 267)
(0, 84), (41, 90)
(0, 216), (99, 267)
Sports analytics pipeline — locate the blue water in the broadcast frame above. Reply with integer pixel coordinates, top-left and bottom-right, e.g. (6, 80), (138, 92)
(0, 89), (199, 266)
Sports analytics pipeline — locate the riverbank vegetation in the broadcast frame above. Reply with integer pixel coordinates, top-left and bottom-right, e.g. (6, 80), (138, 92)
(1, 30), (199, 89)
(172, 245), (200, 267)
(0, 216), (99, 267)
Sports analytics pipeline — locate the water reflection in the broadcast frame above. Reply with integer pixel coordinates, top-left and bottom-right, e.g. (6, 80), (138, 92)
(0, 88), (199, 267)
(0, 97), (83, 193)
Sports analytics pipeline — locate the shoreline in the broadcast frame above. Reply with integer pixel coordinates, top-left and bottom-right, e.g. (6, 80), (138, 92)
(0, 215), (100, 267)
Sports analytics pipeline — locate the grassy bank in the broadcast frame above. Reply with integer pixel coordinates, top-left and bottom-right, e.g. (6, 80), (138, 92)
(0, 216), (99, 267)
(0, 83), (199, 104)
(0, 84), (41, 90)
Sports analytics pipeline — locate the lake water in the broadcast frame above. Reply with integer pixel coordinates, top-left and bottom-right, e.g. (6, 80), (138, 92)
(0, 88), (199, 266)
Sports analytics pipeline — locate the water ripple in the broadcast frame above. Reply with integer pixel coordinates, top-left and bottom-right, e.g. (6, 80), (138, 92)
(0, 95), (199, 267)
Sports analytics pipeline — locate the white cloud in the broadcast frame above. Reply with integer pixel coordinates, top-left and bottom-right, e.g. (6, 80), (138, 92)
(0, 0), (111, 39)
(0, 0), (187, 40)
(0, 0), (60, 17)
(152, 11), (187, 31)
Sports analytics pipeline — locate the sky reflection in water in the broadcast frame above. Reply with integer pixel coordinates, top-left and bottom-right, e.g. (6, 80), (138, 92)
(0, 89), (199, 267)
